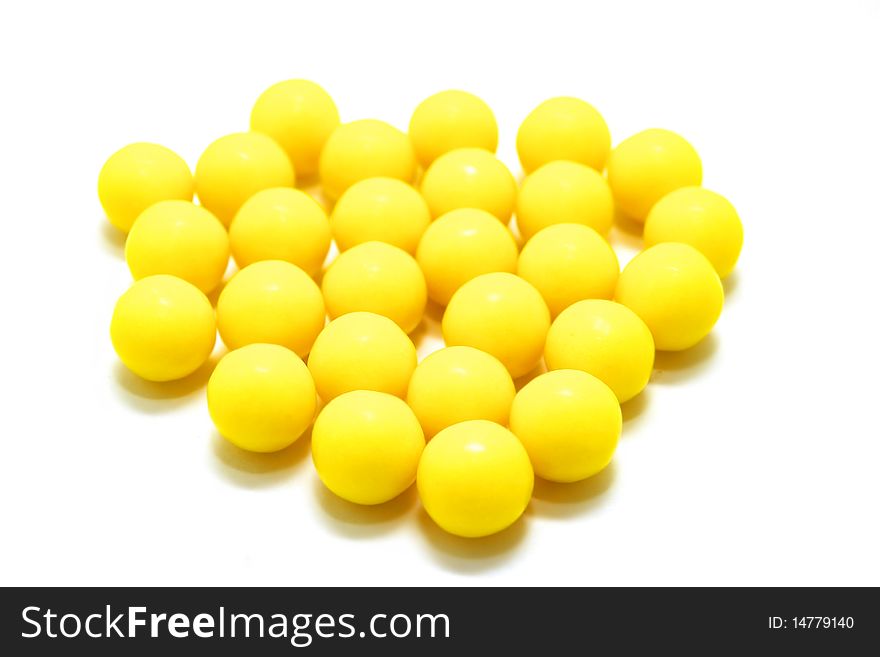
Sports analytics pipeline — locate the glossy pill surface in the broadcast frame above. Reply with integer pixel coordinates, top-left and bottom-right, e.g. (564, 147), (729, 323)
(409, 90), (498, 168)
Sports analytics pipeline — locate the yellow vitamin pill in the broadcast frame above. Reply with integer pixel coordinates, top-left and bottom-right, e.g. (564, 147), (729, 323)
(544, 299), (654, 403)
(406, 346), (515, 439)
(516, 97), (611, 174)
(417, 420), (533, 538)
(330, 177), (430, 254)
(416, 208), (518, 306)
(312, 390), (425, 505)
(408, 90), (498, 168)
(319, 119), (416, 202)
(307, 312), (417, 401)
(607, 128), (702, 222)
(216, 260), (324, 357)
(229, 187), (331, 277)
(110, 275), (216, 382)
(98, 142), (193, 233)
(208, 343), (316, 453)
(615, 242), (723, 351)
(517, 223), (619, 317)
(510, 369), (621, 483)
(250, 79), (339, 178)
(442, 272), (550, 378)
(125, 200), (229, 294)
(195, 132), (295, 226)
(644, 186), (744, 278)
(322, 241), (426, 334)
(420, 148), (517, 223)
(516, 160), (614, 240)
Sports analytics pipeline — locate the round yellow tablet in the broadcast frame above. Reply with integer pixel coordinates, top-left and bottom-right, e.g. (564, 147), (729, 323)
(644, 186), (744, 278)
(216, 260), (324, 357)
(516, 160), (614, 240)
(517, 223), (619, 317)
(229, 187), (331, 277)
(330, 177), (430, 254)
(416, 208), (519, 306)
(250, 79), (339, 178)
(420, 148), (517, 223)
(98, 142), (193, 233)
(322, 241), (426, 334)
(125, 200), (229, 294)
(195, 132), (295, 226)
(208, 344), (316, 453)
(615, 242), (723, 351)
(607, 128), (702, 222)
(312, 390), (425, 505)
(510, 369), (621, 483)
(409, 90), (498, 168)
(307, 312), (417, 401)
(319, 119), (416, 201)
(110, 275), (216, 382)
(545, 299), (654, 403)
(406, 346), (515, 439)
(442, 272), (550, 378)
(417, 420), (533, 538)
(516, 97), (611, 174)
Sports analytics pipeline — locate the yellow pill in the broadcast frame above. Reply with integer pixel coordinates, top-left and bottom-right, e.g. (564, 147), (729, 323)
(229, 187), (331, 277)
(510, 369), (621, 483)
(195, 132), (295, 226)
(330, 177), (430, 254)
(312, 390), (425, 505)
(517, 224), (619, 317)
(420, 148), (517, 223)
(615, 242), (723, 351)
(607, 128), (702, 222)
(319, 119), (416, 202)
(125, 200), (229, 294)
(110, 275), (216, 382)
(409, 90), (498, 168)
(217, 260), (324, 357)
(644, 186), (744, 278)
(417, 420), (533, 538)
(545, 299), (654, 403)
(208, 344), (316, 453)
(98, 142), (193, 233)
(307, 312), (417, 401)
(250, 79), (339, 178)
(442, 272), (550, 378)
(322, 241), (426, 334)
(416, 208), (519, 306)
(516, 160), (614, 240)
(516, 97), (611, 174)
(406, 346), (515, 439)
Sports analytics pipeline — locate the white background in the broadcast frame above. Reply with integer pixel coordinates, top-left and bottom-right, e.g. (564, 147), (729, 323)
(1, 0), (878, 586)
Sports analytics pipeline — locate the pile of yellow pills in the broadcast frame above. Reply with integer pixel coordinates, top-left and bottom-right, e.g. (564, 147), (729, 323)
(208, 343), (316, 453)
(99, 142), (193, 233)
(312, 390), (425, 505)
(102, 79), (743, 542)
(510, 369), (620, 483)
(416, 208), (519, 306)
(110, 275), (216, 382)
(195, 132), (295, 226)
(125, 200), (229, 294)
(229, 187), (331, 277)
(322, 241), (426, 334)
(517, 223), (619, 317)
(409, 90), (498, 168)
(330, 177), (431, 255)
(217, 260), (325, 357)
(420, 147), (517, 223)
(319, 119), (416, 201)
(615, 242), (724, 352)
